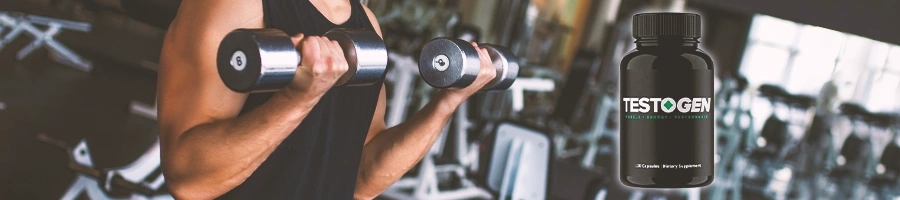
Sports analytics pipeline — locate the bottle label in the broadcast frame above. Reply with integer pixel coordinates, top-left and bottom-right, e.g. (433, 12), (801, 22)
(620, 69), (714, 177)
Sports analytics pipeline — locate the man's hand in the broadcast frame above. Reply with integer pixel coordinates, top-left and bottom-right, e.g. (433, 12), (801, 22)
(285, 34), (350, 100)
(440, 42), (498, 100)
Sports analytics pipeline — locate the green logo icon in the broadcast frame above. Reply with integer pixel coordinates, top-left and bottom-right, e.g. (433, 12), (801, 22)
(661, 98), (677, 113)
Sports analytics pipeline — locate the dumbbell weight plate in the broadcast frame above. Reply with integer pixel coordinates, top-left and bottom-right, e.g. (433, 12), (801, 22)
(418, 37), (481, 88)
(217, 29), (299, 93)
(479, 44), (518, 90)
(325, 28), (389, 86)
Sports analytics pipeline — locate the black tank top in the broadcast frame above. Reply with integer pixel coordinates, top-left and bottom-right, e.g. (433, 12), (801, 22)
(219, 0), (381, 199)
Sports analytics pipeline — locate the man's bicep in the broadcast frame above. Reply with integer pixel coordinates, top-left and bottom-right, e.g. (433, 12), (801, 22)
(365, 85), (387, 145)
(157, 0), (265, 140)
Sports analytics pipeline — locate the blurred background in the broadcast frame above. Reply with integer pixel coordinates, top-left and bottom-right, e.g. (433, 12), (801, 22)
(0, 0), (899, 199)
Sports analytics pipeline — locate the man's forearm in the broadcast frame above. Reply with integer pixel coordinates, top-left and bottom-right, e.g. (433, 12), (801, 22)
(354, 91), (466, 199)
(162, 91), (320, 199)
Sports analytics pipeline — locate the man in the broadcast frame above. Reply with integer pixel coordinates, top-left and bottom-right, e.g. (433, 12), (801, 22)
(157, 0), (496, 199)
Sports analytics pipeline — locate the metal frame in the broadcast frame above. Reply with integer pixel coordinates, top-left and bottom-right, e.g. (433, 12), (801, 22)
(552, 88), (617, 168)
(130, 101), (158, 120)
(508, 78), (555, 113)
(0, 11), (92, 71)
(45, 137), (172, 200)
(45, 90), (166, 199)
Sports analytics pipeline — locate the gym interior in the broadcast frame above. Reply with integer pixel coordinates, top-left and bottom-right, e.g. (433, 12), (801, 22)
(1, 0), (899, 199)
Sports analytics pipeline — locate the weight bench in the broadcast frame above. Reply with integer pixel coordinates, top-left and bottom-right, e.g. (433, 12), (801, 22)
(38, 134), (172, 200)
(0, 11), (92, 71)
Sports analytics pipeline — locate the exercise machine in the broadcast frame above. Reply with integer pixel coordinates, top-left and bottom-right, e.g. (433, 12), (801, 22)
(740, 84), (816, 200)
(38, 134), (171, 200)
(0, 11), (92, 71)
(863, 113), (900, 199)
(820, 103), (887, 199)
(709, 75), (754, 200)
(482, 122), (551, 200)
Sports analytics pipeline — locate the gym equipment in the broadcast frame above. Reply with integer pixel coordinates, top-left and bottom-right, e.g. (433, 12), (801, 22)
(37, 86), (168, 199)
(381, 100), (493, 200)
(551, 86), (616, 169)
(740, 84), (818, 200)
(835, 103), (875, 172)
(787, 114), (838, 199)
(216, 28), (388, 92)
(491, 0), (530, 47)
(865, 118), (900, 199)
(418, 37), (518, 91)
(384, 52), (421, 127)
(381, 40), (552, 200)
(483, 123), (550, 200)
(129, 62), (159, 120)
(820, 103), (884, 199)
(507, 78), (555, 113)
(551, 50), (599, 125)
(0, 11), (92, 71)
(472, 77), (555, 125)
(130, 100), (158, 120)
(38, 134), (172, 200)
(776, 93), (834, 200)
(548, 50), (616, 170)
(709, 75), (754, 200)
(751, 85), (816, 157)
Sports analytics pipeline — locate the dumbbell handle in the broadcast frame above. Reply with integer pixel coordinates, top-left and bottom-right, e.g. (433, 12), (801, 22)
(478, 44), (519, 90)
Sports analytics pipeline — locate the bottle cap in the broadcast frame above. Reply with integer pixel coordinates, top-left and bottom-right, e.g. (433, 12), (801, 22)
(633, 12), (701, 38)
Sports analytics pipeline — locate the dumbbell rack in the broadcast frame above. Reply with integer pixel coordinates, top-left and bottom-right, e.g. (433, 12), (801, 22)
(0, 11), (92, 71)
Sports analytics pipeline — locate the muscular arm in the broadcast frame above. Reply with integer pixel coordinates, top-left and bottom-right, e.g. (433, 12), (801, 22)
(157, 1), (326, 199)
(356, 90), (467, 199)
(354, 5), (493, 199)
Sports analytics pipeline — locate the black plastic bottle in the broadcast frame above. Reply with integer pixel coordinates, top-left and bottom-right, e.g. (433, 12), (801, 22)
(619, 13), (714, 188)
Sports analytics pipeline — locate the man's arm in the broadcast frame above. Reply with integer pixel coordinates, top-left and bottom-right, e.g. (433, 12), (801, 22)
(354, 5), (497, 199)
(157, 0), (349, 199)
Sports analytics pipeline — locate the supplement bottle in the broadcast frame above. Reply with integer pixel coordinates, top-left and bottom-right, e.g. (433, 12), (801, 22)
(619, 12), (714, 188)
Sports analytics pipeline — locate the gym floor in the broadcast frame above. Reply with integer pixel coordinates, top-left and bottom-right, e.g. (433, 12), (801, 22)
(0, 27), (160, 199)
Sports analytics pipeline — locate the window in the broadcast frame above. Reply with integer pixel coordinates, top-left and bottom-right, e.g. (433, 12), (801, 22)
(740, 14), (900, 112)
(865, 46), (900, 112)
